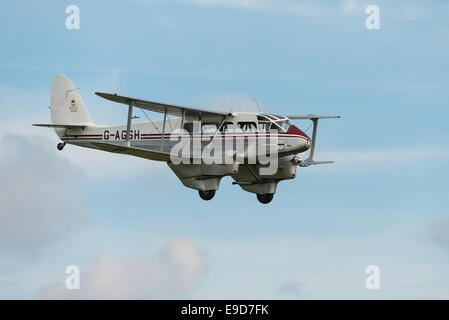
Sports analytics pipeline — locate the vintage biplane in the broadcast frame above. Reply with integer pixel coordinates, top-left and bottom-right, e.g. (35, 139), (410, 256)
(34, 74), (339, 204)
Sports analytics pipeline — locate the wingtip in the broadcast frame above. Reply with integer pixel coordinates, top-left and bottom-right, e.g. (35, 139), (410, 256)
(96, 92), (118, 97)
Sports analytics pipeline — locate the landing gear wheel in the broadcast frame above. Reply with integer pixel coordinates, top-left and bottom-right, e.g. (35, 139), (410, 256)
(257, 193), (274, 204)
(198, 190), (216, 201)
(57, 142), (66, 151)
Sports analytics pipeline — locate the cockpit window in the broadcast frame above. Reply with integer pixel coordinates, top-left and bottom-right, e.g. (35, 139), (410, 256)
(269, 122), (283, 132)
(257, 115), (293, 132)
(279, 120), (293, 132)
(258, 121), (269, 131)
(266, 120), (293, 132)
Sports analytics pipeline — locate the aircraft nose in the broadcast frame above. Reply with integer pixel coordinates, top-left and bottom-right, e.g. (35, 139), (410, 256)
(286, 125), (311, 151)
(306, 138), (312, 149)
(287, 125), (310, 141)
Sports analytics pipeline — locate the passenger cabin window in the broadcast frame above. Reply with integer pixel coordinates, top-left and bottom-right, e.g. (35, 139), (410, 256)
(184, 122), (201, 133)
(238, 122), (257, 132)
(183, 122), (193, 134)
(221, 122), (241, 133)
(202, 123), (218, 134)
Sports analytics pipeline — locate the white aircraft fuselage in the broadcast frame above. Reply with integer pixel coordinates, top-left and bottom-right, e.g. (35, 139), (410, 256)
(34, 74), (338, 204)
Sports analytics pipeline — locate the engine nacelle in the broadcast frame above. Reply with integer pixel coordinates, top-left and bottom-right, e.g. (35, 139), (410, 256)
(167, 162), (239, 191)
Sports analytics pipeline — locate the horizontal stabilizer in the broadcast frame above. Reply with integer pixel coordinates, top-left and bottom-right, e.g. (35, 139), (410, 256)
(287, 115), (340, 120)
(32, 123), (90, 128)
(299, 159), (334, 167)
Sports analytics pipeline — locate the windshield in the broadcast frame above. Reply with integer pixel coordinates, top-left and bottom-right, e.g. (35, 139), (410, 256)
(257, 115), (293, 132)
(278, 120), (293, 132)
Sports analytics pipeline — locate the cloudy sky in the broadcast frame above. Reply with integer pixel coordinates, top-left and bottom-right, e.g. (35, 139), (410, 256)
(1, 0), (449, 299)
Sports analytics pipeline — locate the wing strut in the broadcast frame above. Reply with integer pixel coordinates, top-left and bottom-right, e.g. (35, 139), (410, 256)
(161, 109), (167, 152)
(295, 116), (339, 167)
(180, 109), (185, 131)
(309, 118), (318, 160)
(125, 101), (133, 147)
(207, 117), (226, 148)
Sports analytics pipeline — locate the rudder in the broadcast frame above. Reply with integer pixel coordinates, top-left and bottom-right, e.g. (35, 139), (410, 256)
(50, 74), (92, 125)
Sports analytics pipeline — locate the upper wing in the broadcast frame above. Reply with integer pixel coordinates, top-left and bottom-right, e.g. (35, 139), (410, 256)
(95, 92), (230, 119)
(32, 123), (90, 128)
(286, 115), (340, 120)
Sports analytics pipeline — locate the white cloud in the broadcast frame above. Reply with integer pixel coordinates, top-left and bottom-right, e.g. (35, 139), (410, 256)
(279, 279), (307, 295)
(165, 238), (207, 286)
(132, 0), (333, 16)
(38, 238), (206, 299)
(0, 134), (88, 254)
(0, 83), (174, 183)
(0, 125), (173, 185)
(341, 0), (364, 14)
(59, 144), (170, 181)
(342, 0), (355, 13)
(426, 219), (449, 252)
(168, 0), (445, 21)
(186, 0), (267, 9)
(182, 0), (330, 16)
(176, 0), (357, 17)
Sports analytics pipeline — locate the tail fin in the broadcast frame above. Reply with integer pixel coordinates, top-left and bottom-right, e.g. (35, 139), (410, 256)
(50, 74), (92, 126)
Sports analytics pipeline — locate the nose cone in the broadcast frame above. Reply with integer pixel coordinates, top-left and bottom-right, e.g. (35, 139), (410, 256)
(287, 125), (310, 141)
(286, 125), (311, 151)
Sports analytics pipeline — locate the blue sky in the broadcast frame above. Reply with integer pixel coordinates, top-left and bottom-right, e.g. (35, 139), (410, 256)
(1, 0), (449, 299)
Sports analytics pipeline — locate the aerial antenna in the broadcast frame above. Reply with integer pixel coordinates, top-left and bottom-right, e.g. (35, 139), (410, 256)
(254, 98), (262, 113)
